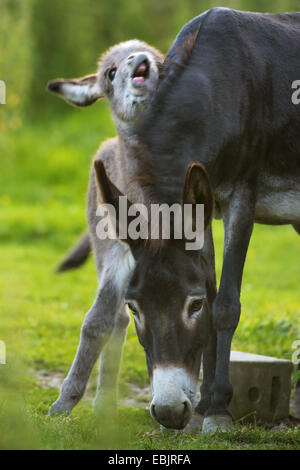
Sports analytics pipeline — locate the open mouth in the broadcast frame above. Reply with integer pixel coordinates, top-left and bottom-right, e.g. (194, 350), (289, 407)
(132, 59), (150, 85)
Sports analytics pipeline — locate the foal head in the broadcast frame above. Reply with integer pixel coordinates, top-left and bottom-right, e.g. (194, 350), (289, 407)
(47, 40), (163, 130)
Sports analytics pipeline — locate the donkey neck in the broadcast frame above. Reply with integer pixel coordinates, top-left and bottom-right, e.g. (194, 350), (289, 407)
(114, 129), (147, 204)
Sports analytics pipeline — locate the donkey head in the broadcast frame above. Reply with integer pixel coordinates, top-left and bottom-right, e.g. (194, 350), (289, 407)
(47, 40), (163, 128)
(94, 160), (215, 429)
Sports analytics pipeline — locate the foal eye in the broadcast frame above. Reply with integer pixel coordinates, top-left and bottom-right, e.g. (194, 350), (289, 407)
(108, 68), (117, 81)
(188, 298), (204, 317)
(127, 302), (140, 319)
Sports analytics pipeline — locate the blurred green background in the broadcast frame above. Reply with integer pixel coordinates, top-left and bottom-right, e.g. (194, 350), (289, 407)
(0, 0), (300, 450)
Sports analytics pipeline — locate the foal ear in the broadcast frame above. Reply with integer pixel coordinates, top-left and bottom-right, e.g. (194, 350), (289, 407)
(94, 160), (142, 250)
(47, 74), (103, 107)
(93, 159), (123, 206)
(183, 163), (214, 230)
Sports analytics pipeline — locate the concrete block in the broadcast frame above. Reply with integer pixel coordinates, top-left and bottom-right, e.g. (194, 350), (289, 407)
(228, 351), (293, 422)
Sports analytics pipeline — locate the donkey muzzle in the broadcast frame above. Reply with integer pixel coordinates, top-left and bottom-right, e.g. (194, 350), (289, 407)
(150, 397), (192, 430)
(150, 366), (195, 429)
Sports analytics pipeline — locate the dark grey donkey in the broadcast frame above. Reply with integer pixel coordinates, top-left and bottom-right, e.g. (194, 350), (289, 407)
(48, 40), (164, 272)
(111, 7), (300, 431)
(69, 7), (300, 432)
(47, 40), (164, 416)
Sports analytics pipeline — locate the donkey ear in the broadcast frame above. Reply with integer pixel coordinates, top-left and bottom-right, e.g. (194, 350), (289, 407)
(183, 163), (214, 230)
(47, 74), (103, 107)
(94, 159), (142, 250)
(93, 159), (123, 205)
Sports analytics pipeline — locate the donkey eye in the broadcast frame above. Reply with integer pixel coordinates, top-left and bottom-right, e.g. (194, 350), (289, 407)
(188, 298), (204, 317)
(127, 302), (140, 319)
(108, 68), (117, 81)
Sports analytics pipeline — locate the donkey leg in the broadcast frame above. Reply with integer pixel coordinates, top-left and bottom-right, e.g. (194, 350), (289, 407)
(49, 288), (118, 416)
(49, 243), (134, 416)
(93, 305), (130, 413)
(195, 331), (217, 418)
(192, 225), (218, 428)
(202, 330), (237, 433)
(203, 185), (255, 433)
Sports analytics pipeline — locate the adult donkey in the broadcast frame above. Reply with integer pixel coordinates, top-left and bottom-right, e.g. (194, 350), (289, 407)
(50, 8), (300, 431)
(96, 7), (300, 431)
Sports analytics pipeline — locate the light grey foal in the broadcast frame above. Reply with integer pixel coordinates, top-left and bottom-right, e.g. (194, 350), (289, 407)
(47, 40), (163, 415)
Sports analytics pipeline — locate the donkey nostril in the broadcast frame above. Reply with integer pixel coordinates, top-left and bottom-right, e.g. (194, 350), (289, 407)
(150, 399), (191, 429)
(182, 401), (189, 419)
(150, 403), (157, 419)
(127, 55), (135, 61)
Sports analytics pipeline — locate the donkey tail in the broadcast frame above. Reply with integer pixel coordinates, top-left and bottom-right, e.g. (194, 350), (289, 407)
(56, 231), (91, 273)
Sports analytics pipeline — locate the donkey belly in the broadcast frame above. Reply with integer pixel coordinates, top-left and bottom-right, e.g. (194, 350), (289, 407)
(255, 174), (300, 225)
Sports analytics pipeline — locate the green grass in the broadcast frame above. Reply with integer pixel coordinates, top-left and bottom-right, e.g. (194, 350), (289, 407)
(0, 105), (300, 449)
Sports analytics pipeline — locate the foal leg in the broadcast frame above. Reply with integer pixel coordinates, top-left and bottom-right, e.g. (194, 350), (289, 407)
(49, 243), (134, 416)
(93, 305), (130, 413)
(49, 288), (117, 416)
(202, 184), (255, 432)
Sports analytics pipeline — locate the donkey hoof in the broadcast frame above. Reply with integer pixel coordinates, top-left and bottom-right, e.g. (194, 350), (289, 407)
(183, 413), (204, 433)
(49, 401), (70, 417)
(202, 414), (233, 433)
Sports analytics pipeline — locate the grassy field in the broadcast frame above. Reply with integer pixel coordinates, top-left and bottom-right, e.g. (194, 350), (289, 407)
(0, 104), (300, 450)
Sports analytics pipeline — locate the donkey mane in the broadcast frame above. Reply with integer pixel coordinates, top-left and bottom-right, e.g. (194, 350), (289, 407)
(140, 8), (215, 124)
(128, 10), (214, 200)
(121, 11), (217, 254)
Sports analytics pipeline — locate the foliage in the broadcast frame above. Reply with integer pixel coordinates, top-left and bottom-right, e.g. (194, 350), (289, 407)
(0, 0), (32, 133)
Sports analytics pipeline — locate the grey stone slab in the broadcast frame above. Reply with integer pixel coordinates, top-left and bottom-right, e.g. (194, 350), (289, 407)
(230, 350), (291, 363)
(228, 350), (293, 422)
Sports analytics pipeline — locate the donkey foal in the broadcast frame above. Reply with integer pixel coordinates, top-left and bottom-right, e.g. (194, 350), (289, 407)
(48, 40), (163, 416)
